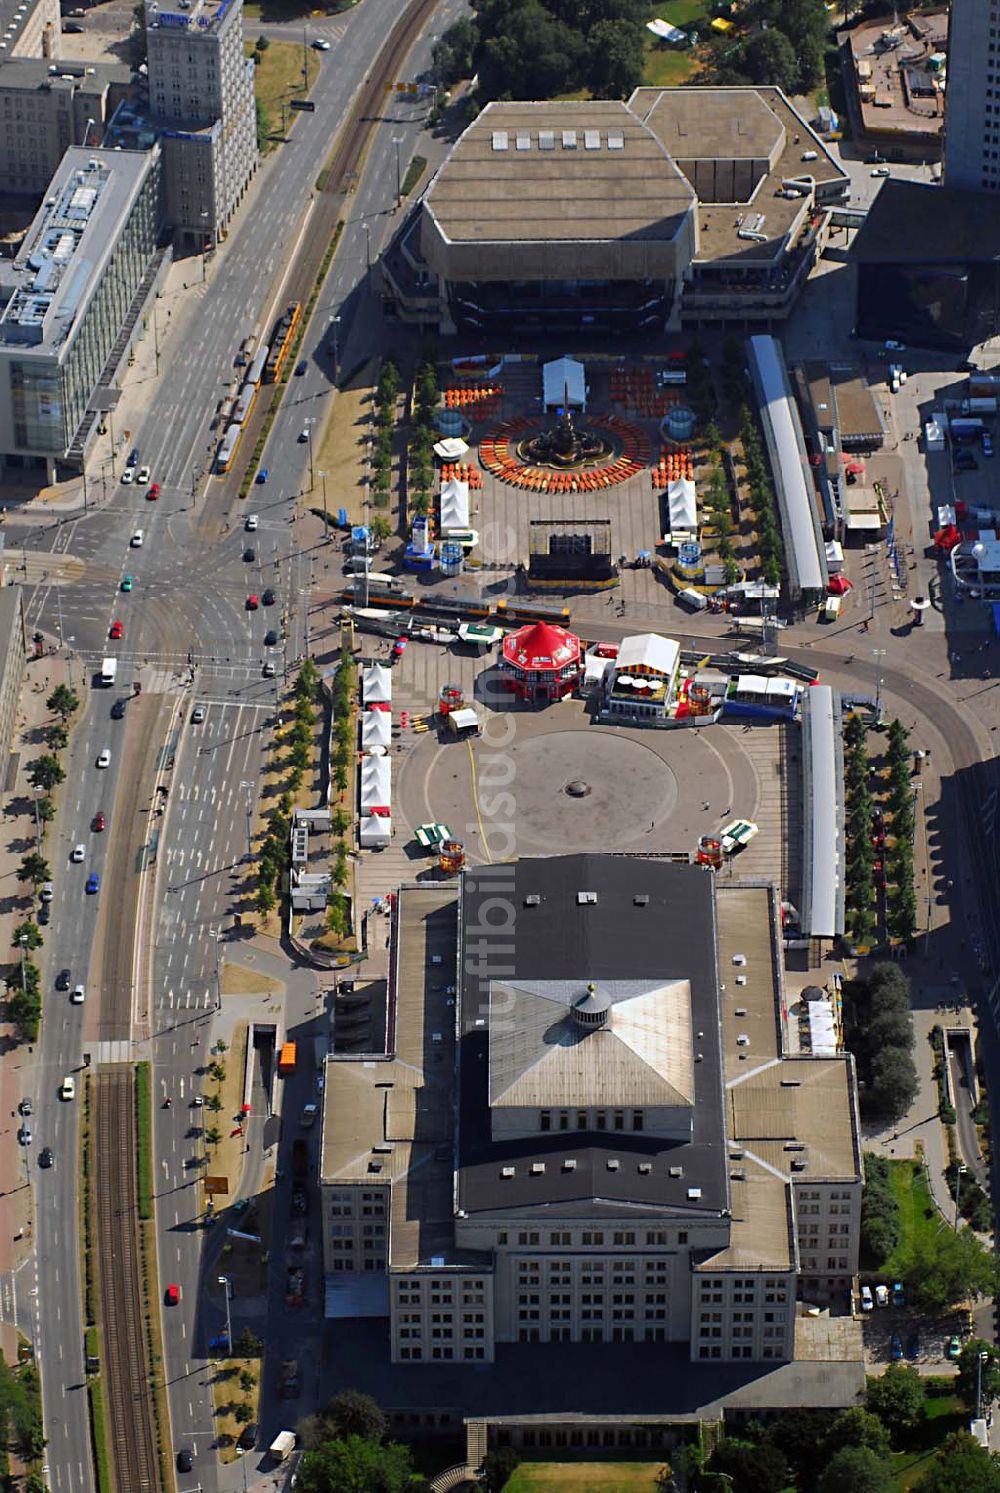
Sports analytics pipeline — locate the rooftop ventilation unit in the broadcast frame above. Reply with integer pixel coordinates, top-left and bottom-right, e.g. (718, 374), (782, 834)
(606, 1158), (620, 1171)
(638, 1162), (652, 1174)
(562, 130), (577, 149)
(501, 1165), (515, 1178)
(780, 1079), (802, 1088)
(687, 1187), (702, 1200)
(563, 1158), (577, 1171)
(538, 130), (555, 149)
(607, 131), (624, 149)
(784, 1142), (806, 1152)
(577, 891), (597, 905)
(524, 894), (540, 906)
(668, 1165), (684, 1178)
(633, 894), (649, 906)
(515, 133), (530, 150)
(791, 1159), (808, 1171)
(730, 1169), (746, 1181)
(573, 983), (611, 1030)
(734, 1007), (747, 1017)
(491, 131), (508, 151)
(530, 1162), (546, 1175)
(584, 130), (600, 149)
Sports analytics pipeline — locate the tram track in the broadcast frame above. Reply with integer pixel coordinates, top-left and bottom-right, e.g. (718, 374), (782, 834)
(93, 1067), (160, 1493)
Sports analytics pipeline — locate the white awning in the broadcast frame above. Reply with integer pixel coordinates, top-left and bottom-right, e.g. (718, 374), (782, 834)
(361, 663), (392, 705)
(616, 632), (680, 680)
(543, 355), (586, 411)
(362, 710), (392, 751)
(667, 476), (697, 533)
(433, 436), (469, 460)
(360, 754), (391, 810)
(647, 18), (686, 41)
(440, 477), (470, 531)
(359, 815), (392, 847)
(801, 684), (845, 940)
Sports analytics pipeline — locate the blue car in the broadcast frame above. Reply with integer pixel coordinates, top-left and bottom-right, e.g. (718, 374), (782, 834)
(295, 360), (308, 376)
(890, 1332), (903, 1361)
(127, 448), (139, 468)
(906, 1334), (920, 1360)
(86, 872), (100, 895)
(892, 1281), (905, 1308)
(256, 468), (268, 484)
(983, 431), (994, 458)
(208, 1332), (230, 1352)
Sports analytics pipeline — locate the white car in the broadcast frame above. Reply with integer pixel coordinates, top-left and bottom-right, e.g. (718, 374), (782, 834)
(96, 749), (111, 769)
(71, 843), (86, 862)
(875, 1283), (889, 1308)
(311, 36), (330, 48)
(71, 985), (85, 1005)
(871, 166), (890, 178)
(121, 468), (134, 485)
(263, 661), (276, 677)
(860, 1284), (874, 1312)
(245, 514), (259, 532)
(60, 1075), (76, 1101)
(136, 465), (150, 485)
(131, 529), (144, 547)
(884, 339), (906, 352)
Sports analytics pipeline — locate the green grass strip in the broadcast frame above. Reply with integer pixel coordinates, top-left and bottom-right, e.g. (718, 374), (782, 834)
(88, 1379), (112, 1493)
(401, 154), (427, 197)
(135, 1061), (152, 1221)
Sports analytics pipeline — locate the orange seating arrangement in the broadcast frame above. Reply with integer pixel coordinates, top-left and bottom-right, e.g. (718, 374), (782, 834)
(476, 415), (649, 491)
(650, 444), (696, 490)
(443, 384), (502, 420)
(440, 461), (483, 490)
(608, 365), (685, 418)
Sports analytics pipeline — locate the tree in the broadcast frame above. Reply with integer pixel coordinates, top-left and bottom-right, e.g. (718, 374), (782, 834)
(326, 1389), (387, 1444)
(28, 755), (64, 792)
(18, 852), (50, 887)
(238, 1368), (256, 1393)
(710, 1437), (789, 1493)
(233, 1401), (253, 1424)
(586, 16), (645, 96)
(823, 1407), (892, 1461)
(957, 1341), (1000, 1413)
(482, 1447), (521, 1492)
(736, 29), (799, 92)
(818, 1445), (894, 1493)
(296, 1434), (415, 1493)
(904, 1225), (997, 1311)
(866, 1364), (925, 1440)
(867, 1046), (918, 1121)
(42, 722), (68, 751)
(204, 1125), (222, 1146)
(914, 1432), (1000, 1492)
(36, 798), (54, 824)
(369, 516), (392, 544)
(46, 684), (79, 720)
(12, 921), (43, 952)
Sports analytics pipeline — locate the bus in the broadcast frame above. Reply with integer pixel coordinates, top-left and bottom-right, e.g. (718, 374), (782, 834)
(264, 302), (302, 383)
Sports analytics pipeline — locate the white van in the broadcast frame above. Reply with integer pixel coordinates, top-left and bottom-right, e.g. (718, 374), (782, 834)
(677, 587), (708, 611)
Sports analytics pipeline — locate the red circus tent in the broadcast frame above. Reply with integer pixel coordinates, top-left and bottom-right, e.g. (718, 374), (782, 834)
(500, 620), (582, 702)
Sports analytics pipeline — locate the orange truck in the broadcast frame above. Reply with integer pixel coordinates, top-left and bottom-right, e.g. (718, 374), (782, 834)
(278, 1040), (297, 1075)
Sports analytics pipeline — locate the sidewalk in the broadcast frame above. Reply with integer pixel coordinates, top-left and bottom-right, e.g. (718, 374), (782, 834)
(0, 643), (76, 1331)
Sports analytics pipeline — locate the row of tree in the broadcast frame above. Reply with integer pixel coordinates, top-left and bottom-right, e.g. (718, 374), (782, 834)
(434, 0), (648, 103)
(407, 360), (439, 517)
(860, 1152), (900, 1268)
(738, 405), (783, 590)
(326, 655), (356, 942)
(844, 962), (918, 1122)
(681, 1364), (1000, 1492)
(372, 359), (400, 508)
(701, 421), (741, 589)
(844, 713), (877, 947)
(884, 718), (918, 943)
(255, 660), (321, 916)
(6, 682), (81, 1039)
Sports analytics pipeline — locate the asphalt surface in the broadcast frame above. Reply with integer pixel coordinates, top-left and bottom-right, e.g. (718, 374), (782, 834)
(17, 0), (459, 1487)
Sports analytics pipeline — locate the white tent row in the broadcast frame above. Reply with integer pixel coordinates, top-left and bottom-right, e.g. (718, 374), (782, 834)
(360, 753), (391, 811)
(542, 355), (586, 411)
(362, 709), (392, 751)
(666, 476), (697, 536)
(647, 17), (687, 42)
(361, 663), (392, 705)
(359, 815), (391, 848)
(440, 477), (470, 531)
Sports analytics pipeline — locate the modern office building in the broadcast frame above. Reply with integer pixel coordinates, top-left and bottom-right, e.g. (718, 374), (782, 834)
(0, 59), (131, 196)
(943, 0), (999, 192)
(145, 0), (257, 247)
(0, 586), (26, 765)
(320, 857), (863, 1377)
(0, 146), (164, 476)
(383, 88), (848, 334)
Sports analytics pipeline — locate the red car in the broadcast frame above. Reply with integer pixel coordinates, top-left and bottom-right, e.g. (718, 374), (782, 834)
(165, 1283), (180, 1305)
(147, 482), (160, 501)
(93, 812), (106, 832)
(109, 621), (123, 639)
(246, 595), (259, 611)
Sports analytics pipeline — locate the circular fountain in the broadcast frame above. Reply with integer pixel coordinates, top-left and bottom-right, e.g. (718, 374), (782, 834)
(517, 407), (614, 471)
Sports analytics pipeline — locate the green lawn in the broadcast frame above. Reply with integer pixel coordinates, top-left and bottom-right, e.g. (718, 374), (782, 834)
(645, 0), (707, 24)
(505, 1465), (669, 1493)
(890, 1388), (964, 1490)
(248, 40), (320, 148)
(881, 1158), (942, 1279)
(641, 0), (710, 88)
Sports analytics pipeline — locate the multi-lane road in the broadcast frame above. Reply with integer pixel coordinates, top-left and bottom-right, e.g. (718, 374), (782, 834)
(14, 0), (462, 1487)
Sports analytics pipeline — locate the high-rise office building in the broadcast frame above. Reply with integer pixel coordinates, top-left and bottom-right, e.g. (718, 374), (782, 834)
(943, 0), (1000, 192)
(145, 0), (257, 247)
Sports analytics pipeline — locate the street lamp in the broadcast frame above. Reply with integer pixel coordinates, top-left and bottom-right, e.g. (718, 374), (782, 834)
(208, 925), (223, 1011)
(218, 1274), (233, 1349)
(872, 648), (886, 722)
(955, 1160), (967, 1228)
(318, 469), (329, 537)
(239, 780), (255, 860)
(330, 314), (341, 386)
(305, 420), (315, 492)
(977, 1349), (990, 1420)
(392, 136), (403, 206)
